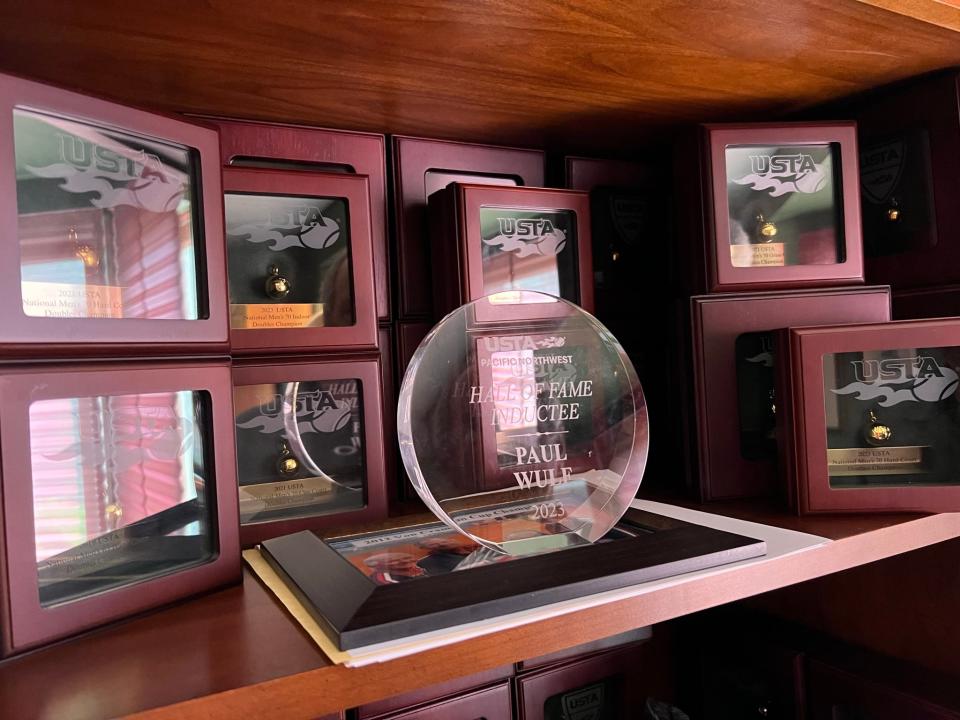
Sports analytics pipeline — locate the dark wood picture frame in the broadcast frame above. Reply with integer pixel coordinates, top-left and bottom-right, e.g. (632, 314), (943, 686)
(222, 167), (378, 355)
(212, 118), (392, 322)
(690, 286), (891, 501)
(232, 356), (388, 547)
(778, 317), (960, 513)
(0, 360), (240, 656)
(680, 122), (864, 294)
(259, 508), (765, 650)
(429, 183), (594, 322)
(391, 136), (545, 319)
(0, 71), (229, 359)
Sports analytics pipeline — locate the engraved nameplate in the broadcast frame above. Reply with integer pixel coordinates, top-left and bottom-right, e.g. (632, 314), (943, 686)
(827, 446), (928, 476)
(22, 281), (124, 318)
(230, 303), (324, 329)
(730, 243), (786, 268)
(238, 476), (336, 513)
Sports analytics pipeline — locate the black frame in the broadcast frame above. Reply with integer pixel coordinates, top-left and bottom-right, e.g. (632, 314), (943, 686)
(260, 508), (766, 649)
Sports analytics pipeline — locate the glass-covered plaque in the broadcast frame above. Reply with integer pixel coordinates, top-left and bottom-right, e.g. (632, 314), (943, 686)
(398, 292), (648, 556)
(14, 108), (202, 320)
(234, 379), (365, 524)
(478, 207), (580, 302)
(823, 347), (960, 487)
(30, 390), (215, 606)
(225, 193), (354, 330)
(725, 143), (844, 268)
(860, 131), (937, 258)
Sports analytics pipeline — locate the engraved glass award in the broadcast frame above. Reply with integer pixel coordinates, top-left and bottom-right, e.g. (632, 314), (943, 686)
(397, 292), (649, 556)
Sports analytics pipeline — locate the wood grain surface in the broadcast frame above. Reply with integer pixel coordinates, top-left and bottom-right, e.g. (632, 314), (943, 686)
(0, 507), (956, 720)
(0, 1), (958, 152)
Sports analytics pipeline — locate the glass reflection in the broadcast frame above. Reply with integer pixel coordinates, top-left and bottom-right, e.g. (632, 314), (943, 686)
(233, 379), (366, 524)
(479, 207), (579, 301)
(823, 347), (960, 488)
(31, 390), (214, 606)
(725, 143), (844, 268)
(14, 108), (201, 320)
(225, 193), (354, 329)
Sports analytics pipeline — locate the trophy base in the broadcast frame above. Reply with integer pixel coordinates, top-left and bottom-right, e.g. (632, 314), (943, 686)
(257, 507), (767, 650)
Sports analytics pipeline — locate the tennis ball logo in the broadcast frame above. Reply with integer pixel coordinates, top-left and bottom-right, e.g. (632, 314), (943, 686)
(912, 365), (960, 402)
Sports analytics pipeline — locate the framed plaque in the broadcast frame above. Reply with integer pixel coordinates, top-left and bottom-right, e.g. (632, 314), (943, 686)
(232, 357), (387, 547)
(848, 72), (960, 289)
(428, 184), (594, 322)
(0, 72), (228, 358)
(677, 122), (864, 294)
(257, 293), (764, 650)
(391, 136), (545, 319)
(0, 361), (240, 656)
(212, 118), (391, 322)
(223, 168), (377, 354)
(516, 641), (671, 720)
(778, 318), (960, 513)
(690, 286), (891, 501)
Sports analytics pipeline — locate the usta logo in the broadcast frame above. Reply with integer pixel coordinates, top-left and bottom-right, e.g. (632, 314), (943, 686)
(237, 389), (352, 434)
(228, 204), (340, 252)
(483, 216), (567, 257)
(481, 335), (566, 352)
(832, 356), (959, 407)
(25, 132), (184, 213)
(734, 152), (827, 197)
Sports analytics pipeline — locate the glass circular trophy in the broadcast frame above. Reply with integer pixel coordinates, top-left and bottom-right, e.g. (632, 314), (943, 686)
(398, 292), (649, 557)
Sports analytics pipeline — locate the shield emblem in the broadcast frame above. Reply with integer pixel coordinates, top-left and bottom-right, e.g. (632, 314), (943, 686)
(561, 683), (605, 720)
(608, 193), (646, 246)
(860, 140), (905, 204)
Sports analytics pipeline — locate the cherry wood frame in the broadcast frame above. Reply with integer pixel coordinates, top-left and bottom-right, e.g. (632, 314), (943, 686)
(0, 72), (230, 358)
(683, 122), (865, 294)
(211, 118), (391, 322)
(391, 136), (545, 319)
(778, 318), (960, 513)
(222, 168), (378, 355)
(690, 286), (891, 501)
(0, 360), (240, 656)
(232, 356), (388, 547)
(430, 184), (594, 323)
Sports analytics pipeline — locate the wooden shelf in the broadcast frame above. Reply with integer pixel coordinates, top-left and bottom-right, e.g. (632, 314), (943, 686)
(0, 1), (958, 153)
(1, 504), (957, 720)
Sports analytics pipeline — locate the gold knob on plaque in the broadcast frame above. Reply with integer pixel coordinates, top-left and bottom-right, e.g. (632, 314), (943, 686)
(886, 198), (901, 223)
(756, 214), (778, 242)
(265, 264), (291, 300)
(276, 440), (299, 477)
(70, 226), (100, 270)
(865, 410), (893, 446)
(611, 249), (621, 262)
(105, 503), (123, 520)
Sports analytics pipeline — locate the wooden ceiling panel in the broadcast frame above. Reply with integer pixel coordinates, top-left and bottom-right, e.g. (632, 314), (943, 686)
(0, 0), (957, 152)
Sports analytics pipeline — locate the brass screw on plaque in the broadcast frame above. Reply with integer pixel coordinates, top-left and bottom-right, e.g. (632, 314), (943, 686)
(105, 503), (123, 520)
(756, 214), (778, 242)
(265, 264), (291, 299)
(886, 198), (901, 223)
(611, 249), (621, 262)
(865, 410), (893, 446)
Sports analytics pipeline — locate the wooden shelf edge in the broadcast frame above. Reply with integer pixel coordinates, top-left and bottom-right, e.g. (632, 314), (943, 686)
(124, 512), (960, 720)
(853, 0), (960, 34)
